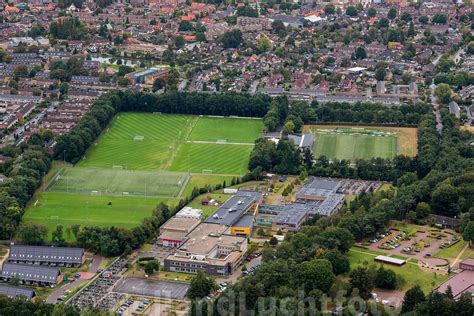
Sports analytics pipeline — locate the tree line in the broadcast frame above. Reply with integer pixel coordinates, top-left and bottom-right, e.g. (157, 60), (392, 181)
(0, 295), (109, 316)
(0, 131), (53, 240)
(54, 91), (272, 163)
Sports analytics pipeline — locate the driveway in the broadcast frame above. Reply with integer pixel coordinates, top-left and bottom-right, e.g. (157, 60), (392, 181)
(216, 256), (262, 285)
(46, 254), (104, 304)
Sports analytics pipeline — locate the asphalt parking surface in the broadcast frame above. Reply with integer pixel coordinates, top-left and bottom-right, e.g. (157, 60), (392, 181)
(115, 277), (189, 299)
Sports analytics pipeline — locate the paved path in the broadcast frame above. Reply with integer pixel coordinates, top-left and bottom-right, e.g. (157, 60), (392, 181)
(450, 242), (469, 268)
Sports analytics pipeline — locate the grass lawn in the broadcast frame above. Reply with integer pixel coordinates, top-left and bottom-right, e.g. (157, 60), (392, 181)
(77, 113), (193, 170)
(23, 113), (260, 235)
(171, 143), (253, 175)
(189, 117), (263, 143)
(348, 248), (449, 293)
(186, 193), (232, 220)
(23, 192), (174, 240)
(48, 167), (188, 197)
(434, 240), (472, 263)
(181, 174), (233, 198)
(313, 132), (397, 161)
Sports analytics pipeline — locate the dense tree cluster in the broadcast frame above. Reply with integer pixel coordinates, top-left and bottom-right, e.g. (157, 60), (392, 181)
(49, 17), (85, 40)
(312, 101), (431, 126)
(0, 296), (108, 316)
(50, 55), (89, 81)
(401, 285), (473, 315)
(0, 132), (52, 239)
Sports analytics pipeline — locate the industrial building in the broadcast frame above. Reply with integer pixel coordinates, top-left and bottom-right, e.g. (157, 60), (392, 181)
(0, 263), (61, 286)
(8, 245), (85, 267)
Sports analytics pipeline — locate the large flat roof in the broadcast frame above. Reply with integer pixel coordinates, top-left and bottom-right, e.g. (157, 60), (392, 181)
(160, 217), (200, 233)
(205, 190), (261, 226)
(296, 177), (341, 198)
(233, 214), (254, 228)
(275, 206), (307, 226)
(374, 255), (406, 265)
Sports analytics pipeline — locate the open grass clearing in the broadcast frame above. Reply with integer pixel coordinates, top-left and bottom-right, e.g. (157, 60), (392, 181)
(23, 192), (174, 240)
(180, 174), (233, 198)
(348, 247), (449, 293)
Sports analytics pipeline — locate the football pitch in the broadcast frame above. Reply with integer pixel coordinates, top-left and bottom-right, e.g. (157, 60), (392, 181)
(77, 113), (262, 174)
(46, 167), (189, 197)
(23, 113), (262, 237)
(312, 128), (398, 161)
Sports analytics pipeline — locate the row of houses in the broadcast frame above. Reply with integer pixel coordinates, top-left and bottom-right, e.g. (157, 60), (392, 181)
(0, 245), (84, 287)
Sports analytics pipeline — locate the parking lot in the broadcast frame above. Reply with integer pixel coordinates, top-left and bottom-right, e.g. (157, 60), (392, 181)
(366, 227), (455, 268)
(115, 277), (189, 299)
(68, 258), (129, 309)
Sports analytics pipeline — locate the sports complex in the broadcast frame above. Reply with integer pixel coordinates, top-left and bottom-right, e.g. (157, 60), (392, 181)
(306, 125), (418, 161)
(23, 113), (263, 236)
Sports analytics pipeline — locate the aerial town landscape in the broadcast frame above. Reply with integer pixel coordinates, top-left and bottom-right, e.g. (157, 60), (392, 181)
(0, 0), (473, 315)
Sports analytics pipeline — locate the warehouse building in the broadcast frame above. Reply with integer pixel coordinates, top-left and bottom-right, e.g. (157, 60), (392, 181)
(0, 263), (61, 286)
(0, 284), (36, 300)
(8, 245), (85, 267)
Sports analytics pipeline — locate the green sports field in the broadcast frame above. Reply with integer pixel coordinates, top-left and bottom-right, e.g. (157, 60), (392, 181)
(23, 113), (262, 237)
(23, 192), (173, 239)
(77, 113), (262, 174)
(47, 167), (189, 197)
(171, 143), (254, 174)
(77, 113), (191, 170)
(188, 117), (263, 143)
(312, 128), (398, 161)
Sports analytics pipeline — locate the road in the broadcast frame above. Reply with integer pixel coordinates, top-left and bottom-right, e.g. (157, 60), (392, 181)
(430, 79), (443, 135)
(216, 256), (262, 285)
(3, 101), (57, 144)
(46, 254), (104, 304)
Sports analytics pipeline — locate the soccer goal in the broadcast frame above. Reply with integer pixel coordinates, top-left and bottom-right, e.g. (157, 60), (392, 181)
(112, 165), (123, 169)
(216, 139), (227, 144)
(91, 190), (101, 195)
(153, 112), (162, 115)
(134, 135), (145, 141)
(202, 169), (213, 174)
(50, 216), (59, 220)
